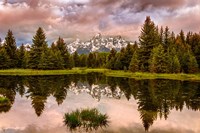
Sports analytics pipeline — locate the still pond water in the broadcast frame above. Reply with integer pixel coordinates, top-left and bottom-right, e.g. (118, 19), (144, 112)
(0, 73), (200, 133)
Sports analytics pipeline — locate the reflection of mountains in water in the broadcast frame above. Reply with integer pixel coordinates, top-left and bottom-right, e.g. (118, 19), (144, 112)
(1, 75), (200, 131)
(69, 82), (124, 101)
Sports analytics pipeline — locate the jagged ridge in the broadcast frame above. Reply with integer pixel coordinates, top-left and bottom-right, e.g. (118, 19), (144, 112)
(67, 33), (129, 54)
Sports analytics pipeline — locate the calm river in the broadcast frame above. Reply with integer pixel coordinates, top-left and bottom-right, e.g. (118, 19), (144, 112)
(0, 73), (200, 133)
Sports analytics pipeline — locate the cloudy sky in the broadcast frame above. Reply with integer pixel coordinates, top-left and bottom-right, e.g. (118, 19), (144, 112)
(0, 0), (200, 45)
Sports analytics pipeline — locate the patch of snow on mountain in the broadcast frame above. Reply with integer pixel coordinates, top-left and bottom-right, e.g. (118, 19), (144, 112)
(67, 33), (130, 54)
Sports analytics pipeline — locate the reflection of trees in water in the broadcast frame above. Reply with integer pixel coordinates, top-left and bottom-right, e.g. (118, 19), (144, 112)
(0, 74), (200, 130)
(121, 79), (200, 131)
(26, 76), (74, 116)
(0, 76), (17, 113)
(26, 77), (51, 116)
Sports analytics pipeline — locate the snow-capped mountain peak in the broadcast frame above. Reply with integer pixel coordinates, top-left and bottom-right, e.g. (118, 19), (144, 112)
(67, 33), (129, 54)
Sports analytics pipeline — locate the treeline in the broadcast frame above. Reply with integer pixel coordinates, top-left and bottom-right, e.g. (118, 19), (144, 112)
(107, 16), (200, 73)
(1, 16), (200, 73)
(0, 28), (109, 70)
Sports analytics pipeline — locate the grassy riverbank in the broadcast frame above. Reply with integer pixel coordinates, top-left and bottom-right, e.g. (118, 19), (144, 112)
(0, 68), (200, 81)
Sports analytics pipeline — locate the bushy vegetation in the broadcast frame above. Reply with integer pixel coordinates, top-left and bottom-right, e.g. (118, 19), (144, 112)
(0, 16), (200, 73)
(0, 96), (10, 104)
(64, 108), (109, 132)
(0, 96), (11, 113)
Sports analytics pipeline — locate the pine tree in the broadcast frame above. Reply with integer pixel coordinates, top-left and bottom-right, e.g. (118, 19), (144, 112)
(38, 49), (50, 70)
(18, 44), (27, 68)
(69, 55), (74, 69)
(139, 16), (159, 71)
(51, 38), (71, 69)
(51, 50), (64, 69)
(187, 54), (199, 73)
(172, 55), (181, 73)
(149, 45), (168, 73)
(129, 51), (139, 72)
(163, 26), (170, 50)
(114, 53), (123, 70)
(180, 30), (185, 44)
(175, 32), (191, 73)
(4, 30), (17, 68)
(87, 52), (95, 68)
(29, 27), (48, 69)
(167, 48), (181, 73)
(116, 48), (126, 70)
(122, 43), (134, 68)
(73, 51), (80, 67)
(0, 48), (9, 69)
(159, 26), (164, 44)
(107, 48), (117, 60)
(64, 52), (73, 69)
(79, 54), (87, 67)
(187, 33), (200, 68)
(106, 48), (117, 69)
(55, 37), (67, 55)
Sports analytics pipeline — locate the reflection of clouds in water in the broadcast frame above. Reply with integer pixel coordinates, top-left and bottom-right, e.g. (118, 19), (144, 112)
(0, 89), (200, 133)
(3, 123), (196, 133)
(100, 123), (196, 133)
(2, 125), (66, 133)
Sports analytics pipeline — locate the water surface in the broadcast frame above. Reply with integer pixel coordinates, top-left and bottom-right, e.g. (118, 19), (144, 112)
(0, 73), (200, 133)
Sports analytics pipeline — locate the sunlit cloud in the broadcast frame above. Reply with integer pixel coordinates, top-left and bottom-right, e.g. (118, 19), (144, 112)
(0, 0), (200, 45)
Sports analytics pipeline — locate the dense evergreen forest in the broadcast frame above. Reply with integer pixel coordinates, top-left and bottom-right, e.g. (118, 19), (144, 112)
(0, 16), (200, 73)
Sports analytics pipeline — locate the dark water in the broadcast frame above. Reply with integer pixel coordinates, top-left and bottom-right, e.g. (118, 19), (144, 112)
(0, 73), (200, 133)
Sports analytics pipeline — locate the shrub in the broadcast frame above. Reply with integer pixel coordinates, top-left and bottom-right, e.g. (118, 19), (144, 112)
(64, 108), (109, 132)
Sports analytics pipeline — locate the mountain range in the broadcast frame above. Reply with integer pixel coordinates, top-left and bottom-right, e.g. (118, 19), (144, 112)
(67, 33), (130, 54)
(21, 33), (131, 54)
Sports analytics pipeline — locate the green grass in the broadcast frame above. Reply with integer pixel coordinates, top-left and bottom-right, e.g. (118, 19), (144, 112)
(104, 70), (200, 81)
(64, 108), (109, 131)
(0, 68), (108, 76)
(0, 68), (200, 81)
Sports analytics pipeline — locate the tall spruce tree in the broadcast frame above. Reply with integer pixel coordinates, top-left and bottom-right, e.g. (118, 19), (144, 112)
(149, 45), (168, 73)
(87, 52), (95, 68)
(73, 51), (80, 67)
(18, 44), (27, 68)
(38, 50), (50, 70)
(114, 53), (123, 70)
(55, 37), (67, 54)
(163, 26), (170, 50)
(49, 49), (64, 70)
(139, 16), (159, 71)
(4, 30), (17, 68)
(122, 43), (134, 68)
(129, 51), (139, 72)
(29, 27), (48, 69)
(159, 26), (164, 44)
(0, 47), (9, 69)
(65, 52), (73, 69)
(173, 55), (181, 73)
(180, 30), (185, 44)
(106, 48), (117, 69)
(187, 33), (200, 68)
(167, 48), (181, 73)
(79, 54), (87, 67)
(187, 53), (199, 73)
(52, 37), (72, 69)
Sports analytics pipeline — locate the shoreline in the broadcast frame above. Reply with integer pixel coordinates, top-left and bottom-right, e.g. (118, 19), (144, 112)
(0, 68), (200, 81)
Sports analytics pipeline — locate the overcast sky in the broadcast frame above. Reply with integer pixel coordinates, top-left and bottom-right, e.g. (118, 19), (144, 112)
(0, 0), (200, 45)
